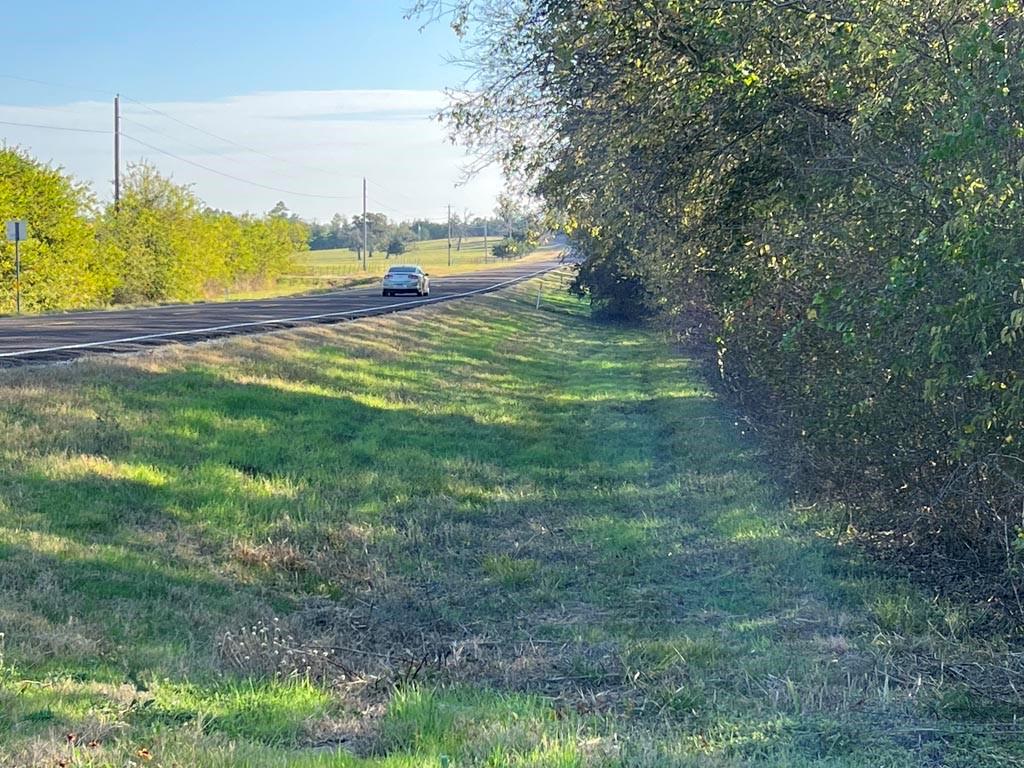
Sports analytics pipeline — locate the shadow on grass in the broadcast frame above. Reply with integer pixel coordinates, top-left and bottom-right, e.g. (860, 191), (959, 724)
(0, 302), (710, 659)
(2, 293), (1011, 765)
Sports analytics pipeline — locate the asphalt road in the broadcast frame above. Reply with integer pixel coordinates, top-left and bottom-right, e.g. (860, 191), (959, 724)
(0, 257), (563, 366)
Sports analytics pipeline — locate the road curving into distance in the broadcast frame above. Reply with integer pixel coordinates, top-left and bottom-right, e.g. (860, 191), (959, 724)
(0, 257), (565, 366)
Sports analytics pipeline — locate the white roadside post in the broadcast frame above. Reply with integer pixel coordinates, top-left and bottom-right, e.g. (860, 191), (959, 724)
(5, 220), (28, 314)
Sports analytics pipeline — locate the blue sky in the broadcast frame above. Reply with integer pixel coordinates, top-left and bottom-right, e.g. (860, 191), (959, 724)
(0, 2), (504, 221)
(4, 2), (459, 103)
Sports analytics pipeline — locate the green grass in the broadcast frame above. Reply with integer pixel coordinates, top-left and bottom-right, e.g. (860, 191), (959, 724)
(296, 237), (521, 277)
(3, 234), (556, 319)
(0, 274), (1021, 766)
(53, 239), (551, 310)
(201, 238), (552, 304)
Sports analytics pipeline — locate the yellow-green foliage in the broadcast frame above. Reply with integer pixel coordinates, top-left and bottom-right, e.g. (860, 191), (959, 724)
(100, 163), (305, 304)
(0, 151), (306, 312)
(0, 147), (115, 312)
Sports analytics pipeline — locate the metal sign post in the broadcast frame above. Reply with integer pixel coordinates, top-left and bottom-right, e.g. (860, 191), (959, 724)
(5, 220), (28, 314)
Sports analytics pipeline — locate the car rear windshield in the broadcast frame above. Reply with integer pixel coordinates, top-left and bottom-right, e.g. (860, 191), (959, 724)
(387, 266), (418, 274)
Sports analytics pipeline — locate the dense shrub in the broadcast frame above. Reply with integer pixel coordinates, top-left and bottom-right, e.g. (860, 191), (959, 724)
(100, 163), (305, 303)
(0, 147), (114, 311)
(423, 0), (1024, 602)
(0, 153), (305, 312)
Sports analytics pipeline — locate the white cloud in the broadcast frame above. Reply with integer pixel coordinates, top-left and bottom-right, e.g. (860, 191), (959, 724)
(0, 90), (504, 222)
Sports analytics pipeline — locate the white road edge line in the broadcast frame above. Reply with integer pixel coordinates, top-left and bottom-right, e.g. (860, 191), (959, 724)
(0, 265), (560, 359)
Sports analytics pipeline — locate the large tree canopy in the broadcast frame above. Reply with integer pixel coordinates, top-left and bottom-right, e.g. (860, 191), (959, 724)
(420, 0), (1024, 598)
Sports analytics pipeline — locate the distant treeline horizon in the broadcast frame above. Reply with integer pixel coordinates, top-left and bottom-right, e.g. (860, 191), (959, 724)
(277, 198), (537, 253)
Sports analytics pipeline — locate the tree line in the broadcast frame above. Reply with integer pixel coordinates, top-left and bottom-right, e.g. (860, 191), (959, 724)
(0, 142), (541, 315)
(297, 193), (538, 255)
(0, 147), (306, 313)
(421, 0), (1024, 604)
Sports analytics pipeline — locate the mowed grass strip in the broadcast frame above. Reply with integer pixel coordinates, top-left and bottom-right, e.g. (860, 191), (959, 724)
(0, 277), (1021, 766)
(285, 238), (550, 284)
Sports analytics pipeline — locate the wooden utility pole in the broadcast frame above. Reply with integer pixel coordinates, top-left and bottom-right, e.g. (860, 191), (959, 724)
(362, 177), (368, 270)
(483, 220), (488, 261)
(114, 94), (121, 209)
(447, 205), (452, 267)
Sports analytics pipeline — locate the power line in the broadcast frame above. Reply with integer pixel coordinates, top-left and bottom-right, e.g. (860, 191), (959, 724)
(366, 181), (464, 224)
(122, 112), (438, 215)
(366, 195), (409, 216)
(0, 118), (107, 135)
(0, 73), (112, 97)
(120, 132), (358, 200)
(0, 114), (409, 211)
(0, 113), (433, 214)
(367, 177), (420, 207)
(121, 94), (362, 181)
(0, 76), (359, 180)
(122, 95), (277, 158)
(2, 102), (103, 117)
(120, 115), (357, 190)
(366, 195), (448, 221)
(0, 77), (460, 218)
(120, 115), (228, 156)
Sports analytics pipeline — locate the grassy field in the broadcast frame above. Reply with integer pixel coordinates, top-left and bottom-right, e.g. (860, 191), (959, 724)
(0, 274), (1022, 766)
(213, 238), (546, 304)
(297, 237), (499, 277)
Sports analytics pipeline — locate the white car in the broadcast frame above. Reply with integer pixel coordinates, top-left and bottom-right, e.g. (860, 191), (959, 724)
(382, 265), (430, 297)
